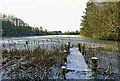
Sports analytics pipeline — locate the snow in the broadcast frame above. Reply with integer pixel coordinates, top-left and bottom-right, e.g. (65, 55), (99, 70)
(92, 57), (98, 60)
(0, 40), (9, 44)
(63, 50), (67, 53)
(62, 66), (66, 69)
(66, 71), (93, 79)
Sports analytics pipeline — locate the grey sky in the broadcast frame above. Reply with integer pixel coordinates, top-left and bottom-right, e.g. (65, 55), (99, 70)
(0, 0), (89, 32)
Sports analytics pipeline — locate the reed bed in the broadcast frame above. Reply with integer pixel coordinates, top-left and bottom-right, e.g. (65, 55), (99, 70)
(1, 39), (68, 79)
(79, 42), (120, 79)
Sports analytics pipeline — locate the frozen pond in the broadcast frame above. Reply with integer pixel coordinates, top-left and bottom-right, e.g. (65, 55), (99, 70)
(1, 35), (120, 46)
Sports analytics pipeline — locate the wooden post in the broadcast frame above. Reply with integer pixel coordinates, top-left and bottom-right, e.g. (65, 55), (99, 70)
(67, 42), (70, 54)
(62, 50), (67, 80)
(68, 42), (70, 51)
(78, 43), (81, 52)
(91, 57), (98, 72)
(62, 66), (67, 80)
(82, 44), (85, 56)
(63, 50), (67, 66)
(65, 44), (67, 50)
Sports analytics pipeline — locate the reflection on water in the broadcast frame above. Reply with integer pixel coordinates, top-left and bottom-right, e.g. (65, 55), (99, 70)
(0, 35), (120, 80)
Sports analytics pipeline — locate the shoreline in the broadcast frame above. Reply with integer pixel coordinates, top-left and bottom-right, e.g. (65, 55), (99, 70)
(1, 34), (80, 38)
(80, 35), (120, 42)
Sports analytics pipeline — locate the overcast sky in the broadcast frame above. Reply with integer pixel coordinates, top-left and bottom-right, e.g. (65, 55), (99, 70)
(0, 0), (89, 32)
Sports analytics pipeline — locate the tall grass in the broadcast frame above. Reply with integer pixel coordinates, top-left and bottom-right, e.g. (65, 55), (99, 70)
(80, 42), (120, 78)
(1, 40), (67, 79)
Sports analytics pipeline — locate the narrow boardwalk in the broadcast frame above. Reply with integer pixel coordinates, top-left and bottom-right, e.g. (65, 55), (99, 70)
(66, 47), (92, 79)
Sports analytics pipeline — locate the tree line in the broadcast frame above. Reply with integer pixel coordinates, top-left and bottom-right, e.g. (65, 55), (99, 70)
(0, 14), (62, 36)
(63, 30), (80, 35)
(80, 0), (120, 40)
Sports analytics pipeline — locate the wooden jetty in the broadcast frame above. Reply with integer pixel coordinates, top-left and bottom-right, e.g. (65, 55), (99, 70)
(62, 42), (114, 79)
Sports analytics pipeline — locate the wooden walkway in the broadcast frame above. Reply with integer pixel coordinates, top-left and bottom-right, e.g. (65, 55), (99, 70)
(66, 47), (91, 79)
(67, 47), (89, 71)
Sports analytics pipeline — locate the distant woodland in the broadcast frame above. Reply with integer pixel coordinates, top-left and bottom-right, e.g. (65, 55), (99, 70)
(63, 30), (80, 35)
(80, 1), (120, 40)
(0, 14), (80, 37)
(0, 14), (63, 36)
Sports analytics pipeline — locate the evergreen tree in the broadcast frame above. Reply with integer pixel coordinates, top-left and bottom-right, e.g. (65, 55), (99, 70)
(80, 0), (120, 40)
